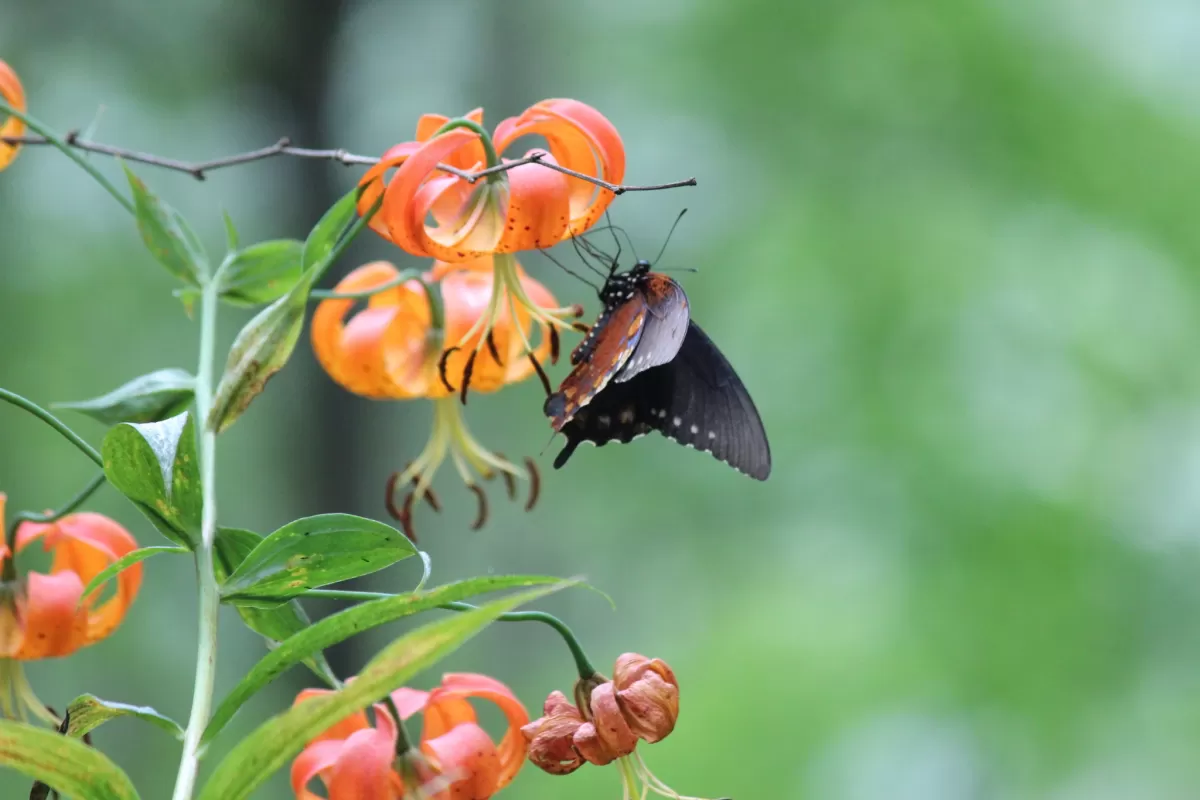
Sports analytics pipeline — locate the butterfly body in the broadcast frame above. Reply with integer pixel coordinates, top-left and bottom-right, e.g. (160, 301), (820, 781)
(545, 259), (771, 480)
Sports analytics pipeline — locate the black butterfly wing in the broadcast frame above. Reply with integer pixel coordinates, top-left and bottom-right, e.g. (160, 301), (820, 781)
(552, 321), (771, 480)
(551, 367), (664, 469)
(614, 274), (689, 383)
(651, 321), (771, 480)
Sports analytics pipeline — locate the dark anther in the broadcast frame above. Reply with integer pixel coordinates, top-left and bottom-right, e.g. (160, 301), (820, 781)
(385, 475), (418, 542)
(438, 346), (460, 393)
(568, 303), (585, 318)
(486, 330), (503, 365)
(493, 454), (518, 500)
(460, 349), (479, 405)
(420, 486), (442, 513)
(572, 322), (591, 334)
(394, 467), (441, 513)
(467, 484), (489, 530)
(524, 457), (541, 512)
(528, 353), (552, 397)
(549, 327), (561, 364)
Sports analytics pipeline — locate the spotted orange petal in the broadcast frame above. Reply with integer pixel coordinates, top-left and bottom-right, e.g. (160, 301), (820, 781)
(422, 722), (501, 799)
(325, 727), (405, 800)
(494, 99), (625, 236)
(14, 571), (89, 660)
(425, 673), (530, 788)
(415, 108), (486, 170)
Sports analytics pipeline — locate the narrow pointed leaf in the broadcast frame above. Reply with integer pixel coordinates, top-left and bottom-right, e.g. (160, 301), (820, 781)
(123, 164), (206, 285)
(202, 574), (564, 745)
(81, 545), (187, 599)
(65, 694), (184, 740)
(207, 284), (307, 434)
(0, 720), (139, 800)
(214, 528), (337, 686)
(198, 582), (570, 800)
(222, 210), (239, 252)
(101, 411), (200, 547)
(218, 239), (305, 306)
(55, 368), (194, 425)
(219, 513), (417, 601)
(301, 186), (360, 273)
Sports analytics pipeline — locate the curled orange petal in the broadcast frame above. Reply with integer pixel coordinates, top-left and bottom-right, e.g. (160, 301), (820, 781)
(291, 739), (346, 800)
(427, 673), (530, 788)
(520, 691), (586, 776)
(422, 722), (501, 798)
(311, 261), (431, 399)
(14, 571), (89, 660)
(324, 727), (406, 800)
(379, 128), (486, 260)
(0, 59), (25, 171)
(492, 152), (571, 253)
(494, 99), (625, 237)
(415, 108), (486, 169)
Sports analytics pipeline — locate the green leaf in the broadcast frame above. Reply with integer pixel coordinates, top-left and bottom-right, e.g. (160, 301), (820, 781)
(206, 284), (307, 434)
(218, 239), (305, 306)
(55, 368), (195, 425)
(301, 186), (360, 274)
(81, 545), (187, 599)
(0, 720), (139, 800)
(202, 574), (561, 745)
(65, 694), (184, 740)
(198, 582), (570, 800)
(213, 528), (337, 686)
(101, 411), (201, 548)
(123, 164), (207, 286)
(220, 514), (417, 601)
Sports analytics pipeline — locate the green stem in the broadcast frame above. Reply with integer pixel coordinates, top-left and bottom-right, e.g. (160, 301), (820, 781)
(309, 270), (420, 300)
(5, 471), (106, 560)
(380, 694), (415, 756)
(300, 589), (598, 678)
(0, 389), (102, 467)
(431, 118), (503, 181)
(307, 194), (384, 287)
(0, 98), (133, 214)
(171, 278), (222, 800)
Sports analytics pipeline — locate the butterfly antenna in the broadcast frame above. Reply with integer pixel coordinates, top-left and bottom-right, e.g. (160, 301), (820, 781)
(568, 235), (610, 280)
(538, 247), (601, 290)
(602, 211), (623, 267)
(652, 208), (688, 266)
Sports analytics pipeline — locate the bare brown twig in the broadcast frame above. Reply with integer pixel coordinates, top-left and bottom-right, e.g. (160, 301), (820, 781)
(1, 132), (697, 195)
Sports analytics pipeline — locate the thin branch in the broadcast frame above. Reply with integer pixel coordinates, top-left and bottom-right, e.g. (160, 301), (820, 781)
(1, 132), (697, 195)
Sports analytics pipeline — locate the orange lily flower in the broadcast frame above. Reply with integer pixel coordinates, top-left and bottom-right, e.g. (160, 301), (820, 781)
(311, 260), (554, 537)
(357, 100), (624, 261)
(522, 654), (706, 800)
(0, 496), (142, 661)
(291, 673), (530, 800)
(0, 494), (142, 725)
(0, 59), (26, 171)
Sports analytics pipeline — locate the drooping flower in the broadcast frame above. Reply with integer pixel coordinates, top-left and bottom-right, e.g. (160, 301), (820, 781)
(311, 259), (555, 538)
(522, 654), (704, 800)
(291, 673), (530, 800)
(0, 59), (26, 172)
(357, 100), (624, 261)
(0, 497), (142, 661)
(353, 100), (616, 395)
(0, 494), (142, 724)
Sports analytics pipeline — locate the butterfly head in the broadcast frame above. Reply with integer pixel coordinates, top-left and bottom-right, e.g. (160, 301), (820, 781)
(599, 259), (653, 308)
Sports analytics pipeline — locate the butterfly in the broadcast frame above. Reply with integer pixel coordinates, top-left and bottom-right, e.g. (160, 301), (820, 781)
(543, 254), (771, 480)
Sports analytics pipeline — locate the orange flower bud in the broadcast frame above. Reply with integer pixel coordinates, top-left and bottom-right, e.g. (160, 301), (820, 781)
(0, 59), (25, 172)
(612, 653), (679, 743)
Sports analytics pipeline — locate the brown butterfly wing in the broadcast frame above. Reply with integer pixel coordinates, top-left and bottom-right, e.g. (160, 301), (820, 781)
(543, 297), (648, 431)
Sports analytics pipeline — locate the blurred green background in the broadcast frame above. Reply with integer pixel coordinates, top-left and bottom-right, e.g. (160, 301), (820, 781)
(6, 0), (1200, 797)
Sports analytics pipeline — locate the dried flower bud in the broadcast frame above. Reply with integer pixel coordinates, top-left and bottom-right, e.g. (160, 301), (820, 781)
(573, 682), (637, 765)
(520, 691), (586, 775)
(612, 653), (679, 743)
